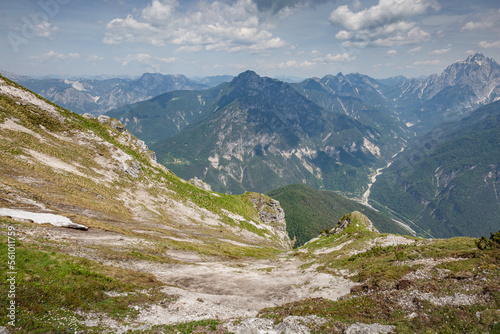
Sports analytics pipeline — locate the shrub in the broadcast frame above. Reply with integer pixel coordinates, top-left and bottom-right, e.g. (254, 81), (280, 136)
(476, 230), (500, 250)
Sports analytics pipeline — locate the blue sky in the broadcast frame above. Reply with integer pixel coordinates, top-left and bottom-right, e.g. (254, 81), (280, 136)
(1, 0), (499, 79)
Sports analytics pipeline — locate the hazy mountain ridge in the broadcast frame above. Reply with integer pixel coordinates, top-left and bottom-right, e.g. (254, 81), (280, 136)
(0, 71), (209, 116)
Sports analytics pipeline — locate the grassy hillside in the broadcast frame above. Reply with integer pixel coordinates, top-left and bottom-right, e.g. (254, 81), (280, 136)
(0, 74), (291, 251)
(267, 184), (411, 247)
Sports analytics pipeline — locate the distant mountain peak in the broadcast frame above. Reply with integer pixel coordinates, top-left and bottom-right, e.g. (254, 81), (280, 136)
(465, 52), (489, 63)
(232, 70), (261, 83)
(229, 70), (281, 94)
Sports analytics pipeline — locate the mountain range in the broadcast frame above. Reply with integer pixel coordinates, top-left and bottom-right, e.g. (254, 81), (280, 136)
(108, 69), (411, 196)
(0, 71), (212, 116)
(3, 53), (500, 240)
(387, 53), (500, 133)
(103, 53), (500, 239)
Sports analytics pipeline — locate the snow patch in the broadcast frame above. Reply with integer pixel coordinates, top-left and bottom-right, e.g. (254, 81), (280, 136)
(0, 208), (88, 230)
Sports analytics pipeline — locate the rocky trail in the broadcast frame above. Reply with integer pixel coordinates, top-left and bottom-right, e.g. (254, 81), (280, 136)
(8, 220), (356, 332)
(133, 253), (354, 325)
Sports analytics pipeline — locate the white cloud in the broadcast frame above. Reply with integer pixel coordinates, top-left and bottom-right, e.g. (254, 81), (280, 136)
(34, 20), (59, 39)
(104, 0), (287, 52)
(175, 45), (204, 53)
(119, 53), (176, 66)
(351, 0), (362, 10)
(31, 51), (80, 62)
(407, 46), (422, 55)
(87, 55), (104, 62)
(277, 60), (315, 69)
(386, 49), (397, 56)
(462, 21), (493, 31)
(410, 59), (440, 66)
(104, 14), (163, 46)
(461, 11), (500, 31)
(329, 0), (440, 47)
(314, 52), (356, 62)
(429, 46), (450, 55)
(478, 40), (500, 49)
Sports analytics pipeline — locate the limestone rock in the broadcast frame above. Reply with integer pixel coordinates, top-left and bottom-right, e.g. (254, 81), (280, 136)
(226, 315), (326, 334)
(249, 193), (291, 248)
(188, 177), (212, 191)
(110, 118), (126, 133)
(123, 160), (142, 179)
(344, 322), (396, 334)
(97, 115), (110, 124)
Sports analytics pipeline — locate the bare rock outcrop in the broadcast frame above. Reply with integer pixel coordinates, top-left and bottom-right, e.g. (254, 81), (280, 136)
(328, 211), (379, 236)
(188, 177), (212, 191)
(344, 322), (396, 334)
(248, 193), (291, 249)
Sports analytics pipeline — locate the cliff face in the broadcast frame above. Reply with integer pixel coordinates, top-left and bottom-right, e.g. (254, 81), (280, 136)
(248, 193), (291, 249)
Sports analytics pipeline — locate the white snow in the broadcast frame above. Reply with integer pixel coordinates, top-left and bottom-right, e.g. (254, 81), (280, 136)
(0, 208), (88, 230)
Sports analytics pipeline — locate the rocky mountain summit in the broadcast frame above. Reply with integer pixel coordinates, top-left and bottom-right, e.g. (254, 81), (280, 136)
(388, 53), (500, 132)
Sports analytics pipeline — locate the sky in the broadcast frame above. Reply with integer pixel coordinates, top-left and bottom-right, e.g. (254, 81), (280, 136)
(1, 0), (499, 80)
